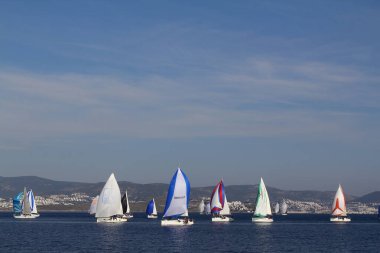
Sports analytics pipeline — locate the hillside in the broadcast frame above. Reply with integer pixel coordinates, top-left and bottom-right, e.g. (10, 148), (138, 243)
(0, 176), (358, 205)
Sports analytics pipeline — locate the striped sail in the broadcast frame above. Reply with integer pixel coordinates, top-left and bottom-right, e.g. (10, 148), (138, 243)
(28, 190), (38, 214)
(210, 180), (225, 214)
(163, 168), (191, 218)
(331, 184), (347, 217)
(253, 178), (272, 217)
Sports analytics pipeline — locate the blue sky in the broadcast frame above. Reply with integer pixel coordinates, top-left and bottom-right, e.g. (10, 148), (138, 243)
(0, 1), (379, 195)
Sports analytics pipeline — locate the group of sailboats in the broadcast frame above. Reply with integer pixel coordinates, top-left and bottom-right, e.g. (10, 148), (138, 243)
(11, 168), (354, 224)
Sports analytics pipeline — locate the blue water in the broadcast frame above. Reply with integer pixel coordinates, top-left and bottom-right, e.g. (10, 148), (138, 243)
(0, 212), (379, 252)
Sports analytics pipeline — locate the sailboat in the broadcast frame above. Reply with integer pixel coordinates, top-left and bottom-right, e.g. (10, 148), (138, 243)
(95, 173), (126, 223)
(252, 177), (273, 223)
(146, 198), (158, 219)
(89, 195), (99, 215)
(161, 168), (194, 226)
(274, 202), (280, 214)
(121, 189), (133, 219)
(205, 202), (211, 215)
(280, 199), (288, 215)
(199, 199), (205, 214)
(210, 180), (233, 222)
(13, 187), (40, 219)
(330, 184), (351, 222)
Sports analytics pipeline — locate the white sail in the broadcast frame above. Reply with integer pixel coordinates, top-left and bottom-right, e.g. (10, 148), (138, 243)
(220, 194), (231, 216)
(125, 190), (131, 213)
(199, 199), (205, 214)
(95, 173), (123, 218)
(28, 190), (38, 214)
(254, 178), (272, 217)
(274, 202), (280, 214)
(280, 200), (287, 214)
(205, 202), (211, 214)
(89, 195), (99, 215)
(152, 199), (157, 215)
(22, 187), (31, 215)
(331, 184), (347, 216)
(163, 168), (190, 218)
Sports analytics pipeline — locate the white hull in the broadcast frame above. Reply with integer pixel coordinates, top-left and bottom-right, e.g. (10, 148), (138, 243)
(14, 213), (40, 219)
(212, 216), (234, 222)
(252, 217), (273, 223)
(147, 215), (158, 219)
(161, 218), (194, 226)
(96, 217), (127, 223)
(330, 216), (351, 222)
(281, 213), (288, 216)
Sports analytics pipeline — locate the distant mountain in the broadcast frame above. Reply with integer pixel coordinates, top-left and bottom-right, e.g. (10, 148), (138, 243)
(0, 176), (358, 206)
(353, 191), (380, 203)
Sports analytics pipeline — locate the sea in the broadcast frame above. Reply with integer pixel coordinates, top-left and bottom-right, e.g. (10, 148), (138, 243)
(0, 212), (379, 252)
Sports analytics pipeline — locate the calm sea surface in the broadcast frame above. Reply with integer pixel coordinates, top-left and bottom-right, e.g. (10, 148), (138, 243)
(0, 212), (379, 252)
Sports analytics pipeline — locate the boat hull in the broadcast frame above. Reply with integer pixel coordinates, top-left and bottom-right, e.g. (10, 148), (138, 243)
(161, 218), (194, 226)
(14, 213), (40, 219)
(330, 216), (351, 222)
(123, 214), (133, 219)
(96, 217), (127, 223)
(252, 217), (273, 223)
(212, 216), (234, 222)
(147, 215), (158, 219)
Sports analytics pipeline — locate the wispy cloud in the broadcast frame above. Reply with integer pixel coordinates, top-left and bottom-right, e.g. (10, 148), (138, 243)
(1, 55), (379, 146)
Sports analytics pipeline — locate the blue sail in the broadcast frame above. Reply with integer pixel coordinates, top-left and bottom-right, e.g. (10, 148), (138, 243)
(146, 199), (154, 215)
(13, 192), (23, 213)
(163, 168), (191, 218)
